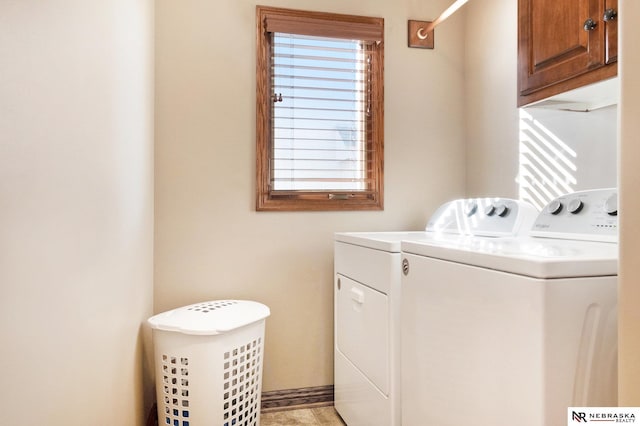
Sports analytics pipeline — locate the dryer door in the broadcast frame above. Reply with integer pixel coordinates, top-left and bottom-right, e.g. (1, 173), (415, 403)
(336, 274), (389, 395)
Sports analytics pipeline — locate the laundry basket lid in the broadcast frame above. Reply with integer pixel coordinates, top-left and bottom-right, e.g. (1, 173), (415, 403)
(148, 300), (270, 335)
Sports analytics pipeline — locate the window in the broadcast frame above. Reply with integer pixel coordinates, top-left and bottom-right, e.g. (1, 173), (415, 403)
(256, 6), (384, 211)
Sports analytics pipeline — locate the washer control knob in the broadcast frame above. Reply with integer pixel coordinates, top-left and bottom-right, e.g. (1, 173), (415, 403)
(604, 193), (618, 216)
(568, 199), (584, 214)
(485, 204), (496, 216)
(495, 204), (509, 217)
(547, 200), (563, 215)
(465, 201), (478, 217)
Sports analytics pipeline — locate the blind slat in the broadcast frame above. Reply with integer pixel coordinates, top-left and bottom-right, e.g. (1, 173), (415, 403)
(274, 105), (366, 112)
(273, 74), (364, 85)
(274, 52), (365, 64)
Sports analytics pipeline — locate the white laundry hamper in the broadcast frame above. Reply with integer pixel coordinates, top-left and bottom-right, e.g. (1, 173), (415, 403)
(148, 300), (270, 426)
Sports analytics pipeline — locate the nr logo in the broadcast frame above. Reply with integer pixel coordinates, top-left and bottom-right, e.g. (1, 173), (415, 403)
(572, 411), (588, 422)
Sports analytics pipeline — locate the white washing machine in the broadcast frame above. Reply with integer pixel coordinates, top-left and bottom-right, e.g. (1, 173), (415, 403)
(400, 188), (619, 426)
(333, 198), (538, 426)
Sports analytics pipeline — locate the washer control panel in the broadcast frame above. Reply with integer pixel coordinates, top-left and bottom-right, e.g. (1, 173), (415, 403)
(425, 198), (538, 237)
(531, 188), (618, 242)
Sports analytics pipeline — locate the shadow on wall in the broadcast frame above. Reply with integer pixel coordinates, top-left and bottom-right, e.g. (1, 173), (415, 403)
(517, 105), (618, 209)
(518, 108), (577, 209)
(141, 322), (157, 426)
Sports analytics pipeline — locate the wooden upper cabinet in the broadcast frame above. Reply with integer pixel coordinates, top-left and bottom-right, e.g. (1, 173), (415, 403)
(604, 0), (617, 64)
(518, 0), (618, 106)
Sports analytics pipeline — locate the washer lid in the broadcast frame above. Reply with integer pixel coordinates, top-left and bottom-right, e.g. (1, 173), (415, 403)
(148, 300), (270, 335)
(401, 236), (618, 278)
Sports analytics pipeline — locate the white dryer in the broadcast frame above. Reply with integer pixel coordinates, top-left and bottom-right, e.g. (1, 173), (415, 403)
(333, 198), (538, 426)
(400, 188), (619, 426)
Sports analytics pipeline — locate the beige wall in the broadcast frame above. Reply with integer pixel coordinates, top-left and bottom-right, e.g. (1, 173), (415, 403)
(0, 1), (154, 424)
(618, 0), (640, 405)
(464, 0), (520, 198)
(155, 0), (466, 391)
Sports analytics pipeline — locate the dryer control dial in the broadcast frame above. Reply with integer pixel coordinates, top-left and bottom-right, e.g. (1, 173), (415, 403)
(495, 204), (509, 217)
(604, 194), (618, 216)
(547, 200), (563, 215)
(568, 199), (584, 214)
(485, 205), (496, 216)
(465, 202), (478, 217)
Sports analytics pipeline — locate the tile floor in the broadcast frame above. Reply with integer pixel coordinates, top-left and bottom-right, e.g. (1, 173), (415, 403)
(260, 406), (346, 426)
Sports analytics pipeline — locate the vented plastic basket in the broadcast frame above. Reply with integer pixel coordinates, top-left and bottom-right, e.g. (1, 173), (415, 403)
(148, 300), (270, 426)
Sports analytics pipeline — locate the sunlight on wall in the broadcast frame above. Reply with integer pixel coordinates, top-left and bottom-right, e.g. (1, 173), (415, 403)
(518, 108), (578, 210)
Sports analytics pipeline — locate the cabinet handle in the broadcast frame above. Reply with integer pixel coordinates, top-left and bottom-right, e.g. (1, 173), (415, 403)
(583, 18), (597, 31)
(603, 8), (617, 22)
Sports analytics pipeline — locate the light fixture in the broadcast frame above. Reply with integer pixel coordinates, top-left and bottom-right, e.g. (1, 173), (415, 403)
(408, 0), (470, 49)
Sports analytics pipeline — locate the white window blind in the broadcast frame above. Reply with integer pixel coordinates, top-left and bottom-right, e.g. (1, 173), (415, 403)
(271, 33), (373, 191)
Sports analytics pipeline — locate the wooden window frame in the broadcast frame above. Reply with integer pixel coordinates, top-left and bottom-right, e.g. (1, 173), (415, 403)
(256, 6), (384, 211)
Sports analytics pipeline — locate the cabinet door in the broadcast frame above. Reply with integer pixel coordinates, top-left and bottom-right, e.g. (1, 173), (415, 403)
(604, 0), (617, 64)
(518, 0), (611, 105)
